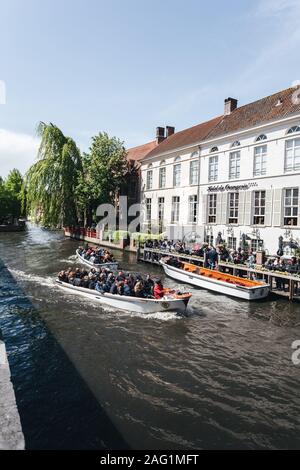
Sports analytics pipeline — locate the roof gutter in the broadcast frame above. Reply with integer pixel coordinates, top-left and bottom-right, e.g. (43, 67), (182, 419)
(141, 111), (300, 163)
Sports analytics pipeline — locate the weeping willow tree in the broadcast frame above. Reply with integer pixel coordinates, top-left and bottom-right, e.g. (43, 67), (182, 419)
(24, 122), (83, 227)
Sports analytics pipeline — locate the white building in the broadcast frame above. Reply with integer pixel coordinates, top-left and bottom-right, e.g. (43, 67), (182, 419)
(140, 86), (300, 256)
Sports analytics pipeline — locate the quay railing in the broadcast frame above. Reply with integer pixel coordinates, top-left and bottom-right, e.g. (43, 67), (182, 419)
(138, 247), (300, 301)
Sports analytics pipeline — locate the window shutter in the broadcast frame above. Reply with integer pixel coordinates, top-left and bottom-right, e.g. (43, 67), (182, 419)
(273, 189), (282, 226)
(217, 192), (227, 224)
(243, 191), (252, 226)
(216, 193), (222, 224)
(201, 193), (207, 225)
(264, 189), (273, 226)
(238, 192), (245, 225)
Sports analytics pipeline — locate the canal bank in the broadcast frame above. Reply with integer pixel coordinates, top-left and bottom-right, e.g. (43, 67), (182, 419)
(0, 333), (24, 450)
(1, 224), (300, 449)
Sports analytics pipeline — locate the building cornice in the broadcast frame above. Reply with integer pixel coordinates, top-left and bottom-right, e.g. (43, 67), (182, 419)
(141, 112), (300, 165)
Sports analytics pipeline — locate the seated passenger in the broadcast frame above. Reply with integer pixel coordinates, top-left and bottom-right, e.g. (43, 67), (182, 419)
(117, 281), (124, 296)
(81, 276), (90, 288)
(89, 276), (97, 290)
(73, 276), (82, 287)
(58, 271), (68, 282)
(123, 280), (132, 296)
(110, 282), (118, 295)
(153, 280), (164, 299)
(134, 280), (145, 298)
(95, 280), (106, 293)
(144, 274), (154, 296)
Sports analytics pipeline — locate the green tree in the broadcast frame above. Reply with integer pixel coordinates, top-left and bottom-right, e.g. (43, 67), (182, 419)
(76, 132), (128, 226)
(0, 170), (24, 223)
(24, 122), (83, 227)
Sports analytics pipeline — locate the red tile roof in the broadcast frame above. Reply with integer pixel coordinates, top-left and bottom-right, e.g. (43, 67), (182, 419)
(207, 87), (300, 140)
(145, 115), (223, 160)
(126, 140), (157, 162)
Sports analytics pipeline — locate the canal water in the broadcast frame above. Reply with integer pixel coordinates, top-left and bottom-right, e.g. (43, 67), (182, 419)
(0, 224), (300, 450)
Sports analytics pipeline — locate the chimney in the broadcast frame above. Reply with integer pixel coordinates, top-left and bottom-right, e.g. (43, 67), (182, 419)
(156, 126), (165, 144)
(166, 126), (175, 138)
(224, 97), (238, 115)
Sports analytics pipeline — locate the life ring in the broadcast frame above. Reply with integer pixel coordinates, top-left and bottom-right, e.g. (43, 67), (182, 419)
(161, 301), (170, 309)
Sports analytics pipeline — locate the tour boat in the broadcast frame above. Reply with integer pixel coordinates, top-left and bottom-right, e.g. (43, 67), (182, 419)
(56, 279), (192, 314)
(76, 249), (119, 270)
(160, 259), (270, 301)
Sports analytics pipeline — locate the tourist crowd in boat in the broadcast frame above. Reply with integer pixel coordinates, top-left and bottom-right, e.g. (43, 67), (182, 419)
(78, 246), (115, 264)
(58, 267), (167, 299)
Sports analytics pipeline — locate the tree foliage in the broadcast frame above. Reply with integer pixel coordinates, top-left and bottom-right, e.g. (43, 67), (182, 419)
(0, 169), (24, 223)
(24, 122), (83, 227)
(76, 132), (129, 225)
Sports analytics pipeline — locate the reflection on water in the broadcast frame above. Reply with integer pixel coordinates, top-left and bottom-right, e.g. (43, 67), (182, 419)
(1, 224), (300, 449)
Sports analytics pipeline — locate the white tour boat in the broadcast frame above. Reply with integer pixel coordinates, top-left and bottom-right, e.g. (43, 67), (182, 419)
(160, 259), (270, 301)
(76, 249), (119, 270)
(56, 279), (192, 314)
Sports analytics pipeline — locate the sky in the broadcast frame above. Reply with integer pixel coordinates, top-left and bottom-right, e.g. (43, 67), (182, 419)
(0, 0), (300, 177)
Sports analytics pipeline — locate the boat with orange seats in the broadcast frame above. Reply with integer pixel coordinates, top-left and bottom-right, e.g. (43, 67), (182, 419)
(160, 258), (270, 301)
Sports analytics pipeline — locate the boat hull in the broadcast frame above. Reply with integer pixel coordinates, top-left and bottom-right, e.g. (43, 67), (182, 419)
(161, 261), (269, 301)
(56, 280), (189, 314)
(76, 250), (118, 270)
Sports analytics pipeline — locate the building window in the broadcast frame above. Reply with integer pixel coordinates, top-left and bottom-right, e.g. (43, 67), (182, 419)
(210, 146), (219, 153)
(173, 160), (181, 187)
(159, 167), (166, 188)
(251, 239), (264, 252)
(231, 140), (240, 148)
(171, 196), (180, 223)
(255, 134), (267, 142)
(208, 194), (217, 223)
(158, 197), (164, 231)
(188, 195), (198, 223)
(287, 126), (300, 134)
(284, 188), (299, 226)
(146, 164), (153, 190)
(190, 160), (199, 185)
(208, 155), (218, 182)
(227, 237), (237, 250)
(253, 190), (266, 225)
(229, 151), (240, 179)
(145, 198), (152, 222)
(285, 138), (300, 172)
(253, 145), (267, 176)
(228, 192), (239, 224)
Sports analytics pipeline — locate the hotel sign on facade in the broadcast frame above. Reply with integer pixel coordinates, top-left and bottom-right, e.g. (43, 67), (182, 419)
(207, 182), (258, 193)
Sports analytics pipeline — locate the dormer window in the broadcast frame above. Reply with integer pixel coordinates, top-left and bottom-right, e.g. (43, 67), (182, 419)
(231, 140), (240, 148)
(256, 134), (267, 142)
(287, 126), (300, 135)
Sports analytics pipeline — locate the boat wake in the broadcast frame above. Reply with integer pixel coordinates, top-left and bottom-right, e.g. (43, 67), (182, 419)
(59, 255), (78, 264)
(7, 268), (56, 289)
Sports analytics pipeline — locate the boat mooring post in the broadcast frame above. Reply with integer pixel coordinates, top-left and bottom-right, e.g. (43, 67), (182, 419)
(289, 279), (294, 301)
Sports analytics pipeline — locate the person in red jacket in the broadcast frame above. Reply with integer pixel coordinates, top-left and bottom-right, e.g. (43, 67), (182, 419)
(153, 280), (165, 299)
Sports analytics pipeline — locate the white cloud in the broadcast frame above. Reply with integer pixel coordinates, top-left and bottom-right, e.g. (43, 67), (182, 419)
(0, 129), (40, 178)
